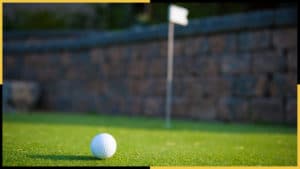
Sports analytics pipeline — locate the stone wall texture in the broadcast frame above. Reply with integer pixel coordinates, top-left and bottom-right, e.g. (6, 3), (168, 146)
(4, 8), (298, 124)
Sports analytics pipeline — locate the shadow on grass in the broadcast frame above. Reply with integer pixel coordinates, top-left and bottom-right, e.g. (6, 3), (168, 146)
(3, 112), (296, 134)
(28, 154), (99, 161)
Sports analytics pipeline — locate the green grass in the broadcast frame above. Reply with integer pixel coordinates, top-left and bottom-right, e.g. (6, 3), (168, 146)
(2, 112), (297, 166)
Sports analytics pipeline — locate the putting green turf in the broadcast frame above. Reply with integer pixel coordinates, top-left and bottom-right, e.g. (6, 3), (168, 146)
(2, 112), (297, 166)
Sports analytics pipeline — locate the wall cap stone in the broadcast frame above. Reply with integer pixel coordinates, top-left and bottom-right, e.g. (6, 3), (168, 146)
(4, 7), (297, 54)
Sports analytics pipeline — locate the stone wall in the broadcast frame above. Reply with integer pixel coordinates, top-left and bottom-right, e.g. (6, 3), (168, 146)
(4, 8), (297, 124)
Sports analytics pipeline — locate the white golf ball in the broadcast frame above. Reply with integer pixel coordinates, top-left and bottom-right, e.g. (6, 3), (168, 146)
(90, 133), (117, 159)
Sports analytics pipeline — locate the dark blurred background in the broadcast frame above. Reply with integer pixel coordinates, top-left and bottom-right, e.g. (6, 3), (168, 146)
(4, 3), (296, 31)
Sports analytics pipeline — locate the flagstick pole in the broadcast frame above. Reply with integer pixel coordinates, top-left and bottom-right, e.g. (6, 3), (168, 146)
(166, 22), (174, 129)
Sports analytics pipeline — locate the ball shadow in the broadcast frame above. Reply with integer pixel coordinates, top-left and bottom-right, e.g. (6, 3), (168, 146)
(28, 154), (101, 161)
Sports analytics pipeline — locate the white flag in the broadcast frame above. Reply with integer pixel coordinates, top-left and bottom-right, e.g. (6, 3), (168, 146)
(169, 4), (189, 26)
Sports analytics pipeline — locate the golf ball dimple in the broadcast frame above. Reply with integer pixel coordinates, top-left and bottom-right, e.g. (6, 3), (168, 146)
(90, 133), (117, 159)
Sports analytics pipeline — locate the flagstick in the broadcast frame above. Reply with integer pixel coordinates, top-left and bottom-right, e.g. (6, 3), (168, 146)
(166, 22), (174, 129)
